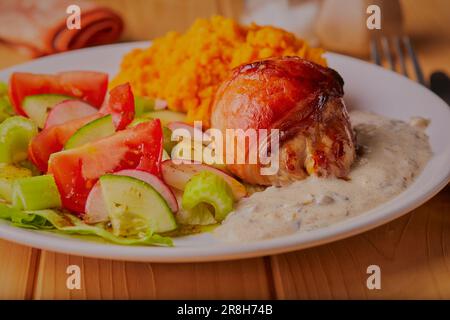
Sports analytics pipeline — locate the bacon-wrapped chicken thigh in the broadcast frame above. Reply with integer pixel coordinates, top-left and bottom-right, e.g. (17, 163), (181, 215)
(211, 56), (356, 186)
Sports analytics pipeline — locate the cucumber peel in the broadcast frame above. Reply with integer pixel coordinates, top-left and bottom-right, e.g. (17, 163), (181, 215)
(134, 96), (155, 116)
(182, 171), (234, 223)
(22, 94), (72, 128)
(0, 116), (37, 164)
(145, 110), (187, 126)
(65, 114), (115, 149)
(12, 175), (61, 210)
(128, 117), (149, 127)
(100, 174), (177, 237)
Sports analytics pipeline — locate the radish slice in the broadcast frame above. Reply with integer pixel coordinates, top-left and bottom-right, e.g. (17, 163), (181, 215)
(84, 184), (108, 224)
(161, 160), (247, 200)
(167, 121), (210, 143)
(44, 100), (97, 129)
(154, 98), (168, 110)
(85, 169), (178, 224)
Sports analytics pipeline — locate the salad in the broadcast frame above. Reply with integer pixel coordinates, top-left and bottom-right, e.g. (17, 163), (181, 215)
(0, 71), (246, 246)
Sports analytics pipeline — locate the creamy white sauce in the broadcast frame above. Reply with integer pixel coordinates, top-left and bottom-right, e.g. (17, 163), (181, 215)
(214, 111), (432, 242)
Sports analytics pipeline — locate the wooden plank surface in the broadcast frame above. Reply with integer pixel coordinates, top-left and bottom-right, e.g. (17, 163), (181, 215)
(0, 0), (449, 300)
(0, 241), (39, 300)
(271, 186), (450, 299)
(33, 253), (273, 299)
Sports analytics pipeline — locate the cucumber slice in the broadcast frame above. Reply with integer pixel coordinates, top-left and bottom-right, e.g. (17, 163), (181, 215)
(134, 96), (155, 116)
(0, 164), (32, 202)
(100, 174), (177, 236)
(0, 116), (37, 164)
(146, 110), (186, 125)
(64, 115), (115, 149)
(128, 117), (149, 127)
(22, 94), (72, 128)
(12, 175), (61, 210)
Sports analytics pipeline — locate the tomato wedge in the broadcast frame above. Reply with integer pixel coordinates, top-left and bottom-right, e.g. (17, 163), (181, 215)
(28, 83), (137, 172)
(100, 83), (135, 130)
(29, 114), (102, 172)
(48, 120), (163, 213)
(9, 71), (108, 116)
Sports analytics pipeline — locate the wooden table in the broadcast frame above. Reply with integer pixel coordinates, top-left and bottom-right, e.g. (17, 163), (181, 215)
(0, 0), (449, 300)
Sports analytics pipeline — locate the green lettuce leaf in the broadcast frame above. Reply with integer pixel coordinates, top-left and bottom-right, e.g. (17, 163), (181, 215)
(0, 203), (172, 246)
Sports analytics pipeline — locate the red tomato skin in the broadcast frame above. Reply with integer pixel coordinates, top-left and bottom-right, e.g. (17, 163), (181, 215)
(28, 114), (101, 172)
(8, 71), (108, 116)
(48, 119), (163, 214)
(100, 83), (135, 130)
(27, 82), (136, 172)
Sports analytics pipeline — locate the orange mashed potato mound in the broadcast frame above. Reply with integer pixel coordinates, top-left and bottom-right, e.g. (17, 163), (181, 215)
(111, 16), (326, 127)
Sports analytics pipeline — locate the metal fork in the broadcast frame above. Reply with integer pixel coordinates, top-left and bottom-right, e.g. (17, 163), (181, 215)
(370, 36), (426, 86)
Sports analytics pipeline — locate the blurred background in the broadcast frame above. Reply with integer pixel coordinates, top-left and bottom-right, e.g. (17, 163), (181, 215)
(0, 0), (448, 78)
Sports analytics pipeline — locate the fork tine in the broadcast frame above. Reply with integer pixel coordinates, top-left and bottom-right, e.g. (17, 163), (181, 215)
(393, 36), (408, 77)
(403, 36), (426, 85)
(370, 37), (381, 66)
(381, 37), (395, 71)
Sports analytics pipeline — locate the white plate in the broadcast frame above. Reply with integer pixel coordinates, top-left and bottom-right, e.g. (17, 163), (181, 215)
(0, 42), (449, 262)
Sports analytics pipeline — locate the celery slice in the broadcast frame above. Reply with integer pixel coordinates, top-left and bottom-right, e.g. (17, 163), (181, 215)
(181, 171), (234, 222)
(176, 203), (217, 225)
(0, 116), (37, 164)
(12, 175), (61, 210)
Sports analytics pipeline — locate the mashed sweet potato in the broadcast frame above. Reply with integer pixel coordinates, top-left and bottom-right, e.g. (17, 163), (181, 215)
(111, 16), (326, 127)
